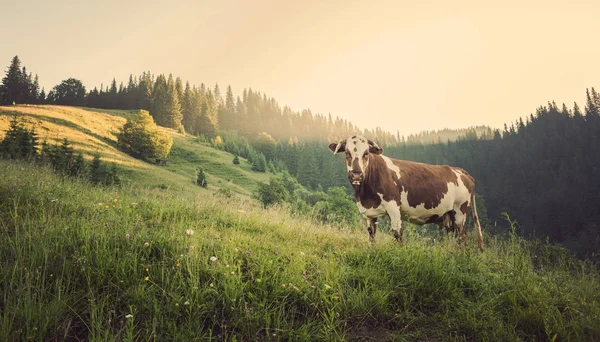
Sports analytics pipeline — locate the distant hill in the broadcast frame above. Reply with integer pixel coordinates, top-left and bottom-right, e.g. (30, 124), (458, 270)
(0, 105), (270, 195)
(403, 125), (493, 145)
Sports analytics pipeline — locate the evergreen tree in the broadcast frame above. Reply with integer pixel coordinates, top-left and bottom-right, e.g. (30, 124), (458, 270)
(165, 74), (183, 130)
(196, 89), (218, 138)
(0, 116), (38, 159)
(0, 56), (25, 104)
(150, 74), (169, 126)
(138, 72), (153, 110)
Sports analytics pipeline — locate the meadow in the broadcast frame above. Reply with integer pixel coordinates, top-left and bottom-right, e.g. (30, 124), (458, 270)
(1, 159), (599, 341)
(1, 105), (599, 341)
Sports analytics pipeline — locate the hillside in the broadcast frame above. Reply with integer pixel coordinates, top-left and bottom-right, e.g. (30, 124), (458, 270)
(1, 159), (599, 341)
(0, 105), (270, 196)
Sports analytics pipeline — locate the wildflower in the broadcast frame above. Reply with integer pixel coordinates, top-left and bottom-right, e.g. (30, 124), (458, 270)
(113, 199), (118, 203)
(186, 229), (194, 236)
(175, 303), (179, 307)
(105, 205), (109, 209)
(51, 199), (58, 202)
(50, 274), (53, 277)
(281, 284), (286, 288)
(145, 276), (149, 281)
(274, 251), (279, 256)
(226, 264), (229, 268)
(99, 203), (103, 206)
(125, 233), (131, 240)
(231, 271), (235, 275)
(184, 246), (189, 252)
(125, 314), (133, 319)
(184, 301), (190, 306)
(210, 256), (217, 262)
(300, 251), (305, 256)
(144, 242), (150, 247)
(334, 292), (341, 297)
(209, 283), (214, 287)
(193, 286), (199, 290)
(324, 284), (332, 290)
(245, 249), (252, 254)
(176, 263), (180, 267)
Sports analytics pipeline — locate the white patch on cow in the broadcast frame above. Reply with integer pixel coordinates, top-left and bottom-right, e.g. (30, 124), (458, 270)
(343, 137), (371, 174)
(380, 155), (401, 180)
(399, 170), (471, 224)
(356, 199), (387, 218)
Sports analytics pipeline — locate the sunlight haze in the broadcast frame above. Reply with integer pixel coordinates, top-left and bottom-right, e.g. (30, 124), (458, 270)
(2, 0), (599, 136)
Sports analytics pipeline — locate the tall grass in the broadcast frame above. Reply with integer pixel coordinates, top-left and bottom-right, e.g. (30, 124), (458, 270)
(1, 159), (599, 341)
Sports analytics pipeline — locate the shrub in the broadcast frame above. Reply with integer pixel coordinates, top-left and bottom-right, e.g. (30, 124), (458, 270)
(232, 155), (240, 165)
(117, 110), (173, 162)
(255, 177), (290, 207)
(196, 168), (207, 188)
(0, 116), (38, 160)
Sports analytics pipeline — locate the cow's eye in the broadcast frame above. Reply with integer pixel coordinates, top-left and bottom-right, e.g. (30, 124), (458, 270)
(363, 151), (369, 157)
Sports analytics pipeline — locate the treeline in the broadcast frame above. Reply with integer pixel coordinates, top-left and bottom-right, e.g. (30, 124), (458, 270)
(0, 55), (401, 144)
(383, 91), (600, 258)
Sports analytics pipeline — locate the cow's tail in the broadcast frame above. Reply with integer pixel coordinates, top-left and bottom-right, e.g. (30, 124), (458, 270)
(471, 193), (484, 252)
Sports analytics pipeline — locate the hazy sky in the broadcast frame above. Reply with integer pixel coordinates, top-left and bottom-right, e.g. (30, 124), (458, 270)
(1, 0), (599, 136)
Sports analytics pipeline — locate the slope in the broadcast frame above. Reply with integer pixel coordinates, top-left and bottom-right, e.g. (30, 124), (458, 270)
(0, 104), (270, 196)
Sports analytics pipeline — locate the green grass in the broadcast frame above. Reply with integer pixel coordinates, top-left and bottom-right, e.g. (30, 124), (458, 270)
(1, 159), (599, 341)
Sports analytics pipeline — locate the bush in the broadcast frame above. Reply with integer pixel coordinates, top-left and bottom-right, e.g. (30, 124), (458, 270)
(251, 152), (267, 172)
(255, 177), (290, 207)
(117, 110), (173, 162)
(0, 116), (38, 160)
(232, 155), (240, 165)
(196, 168), (207, 188)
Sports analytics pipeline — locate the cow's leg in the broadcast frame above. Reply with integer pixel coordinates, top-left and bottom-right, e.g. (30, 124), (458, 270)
(382, 203), (402, 243)
(454, 209), (467, 242)
(366, 217), (378, 244)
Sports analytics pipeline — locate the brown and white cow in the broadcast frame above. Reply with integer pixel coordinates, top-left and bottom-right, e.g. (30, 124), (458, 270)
(329, 136), (484, 251)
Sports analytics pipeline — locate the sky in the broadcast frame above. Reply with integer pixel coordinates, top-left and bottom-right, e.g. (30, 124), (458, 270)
(1, 0), (599, 136)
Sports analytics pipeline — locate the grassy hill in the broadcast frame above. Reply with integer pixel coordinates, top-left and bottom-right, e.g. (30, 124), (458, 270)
(0, 105), (270, 196)
(1, 105), (600, 341)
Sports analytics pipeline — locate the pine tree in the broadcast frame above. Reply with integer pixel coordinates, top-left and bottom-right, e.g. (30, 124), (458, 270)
(138, 72), (153, 110)
(0, 56), (24, 104)
(150, 74), (169, 126)
(39, 87), (46, 104)
(585, 88), (599, 117)
(165, 74), (183, 130)
(0, 116), (38, 159)
(196, 89), (218, 138)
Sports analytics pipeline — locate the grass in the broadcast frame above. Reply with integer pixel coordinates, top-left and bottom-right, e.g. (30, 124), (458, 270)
(0, 105), (271, 196)
(1, 159), (599, 341)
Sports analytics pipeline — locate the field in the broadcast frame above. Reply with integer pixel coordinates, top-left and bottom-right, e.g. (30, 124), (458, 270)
(1, 106), (600, 341)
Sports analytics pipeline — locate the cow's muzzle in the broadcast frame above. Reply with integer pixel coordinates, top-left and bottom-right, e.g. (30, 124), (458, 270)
(349, 171), (363, 185)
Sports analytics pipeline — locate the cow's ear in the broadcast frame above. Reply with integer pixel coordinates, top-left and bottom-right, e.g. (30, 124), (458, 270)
(368, 140), (383, 155)
(328, 141), (346, 154)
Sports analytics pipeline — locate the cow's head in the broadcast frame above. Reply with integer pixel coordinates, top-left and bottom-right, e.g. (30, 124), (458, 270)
(328, 136), (383, 186)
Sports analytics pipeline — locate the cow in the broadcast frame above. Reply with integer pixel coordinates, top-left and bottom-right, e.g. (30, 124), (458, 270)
(329, 136), (484, 251)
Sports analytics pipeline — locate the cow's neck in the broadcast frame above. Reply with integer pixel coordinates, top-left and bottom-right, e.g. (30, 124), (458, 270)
(353, 155), (384, 202)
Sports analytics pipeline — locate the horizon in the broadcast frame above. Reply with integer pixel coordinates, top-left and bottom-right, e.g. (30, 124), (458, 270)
(1, 0), (599, 136)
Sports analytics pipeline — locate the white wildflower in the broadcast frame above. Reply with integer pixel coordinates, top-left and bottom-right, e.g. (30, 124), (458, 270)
(210, 256), (217, 262)
(186, 229), (194, 236)
(125, 314), (133, 319)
